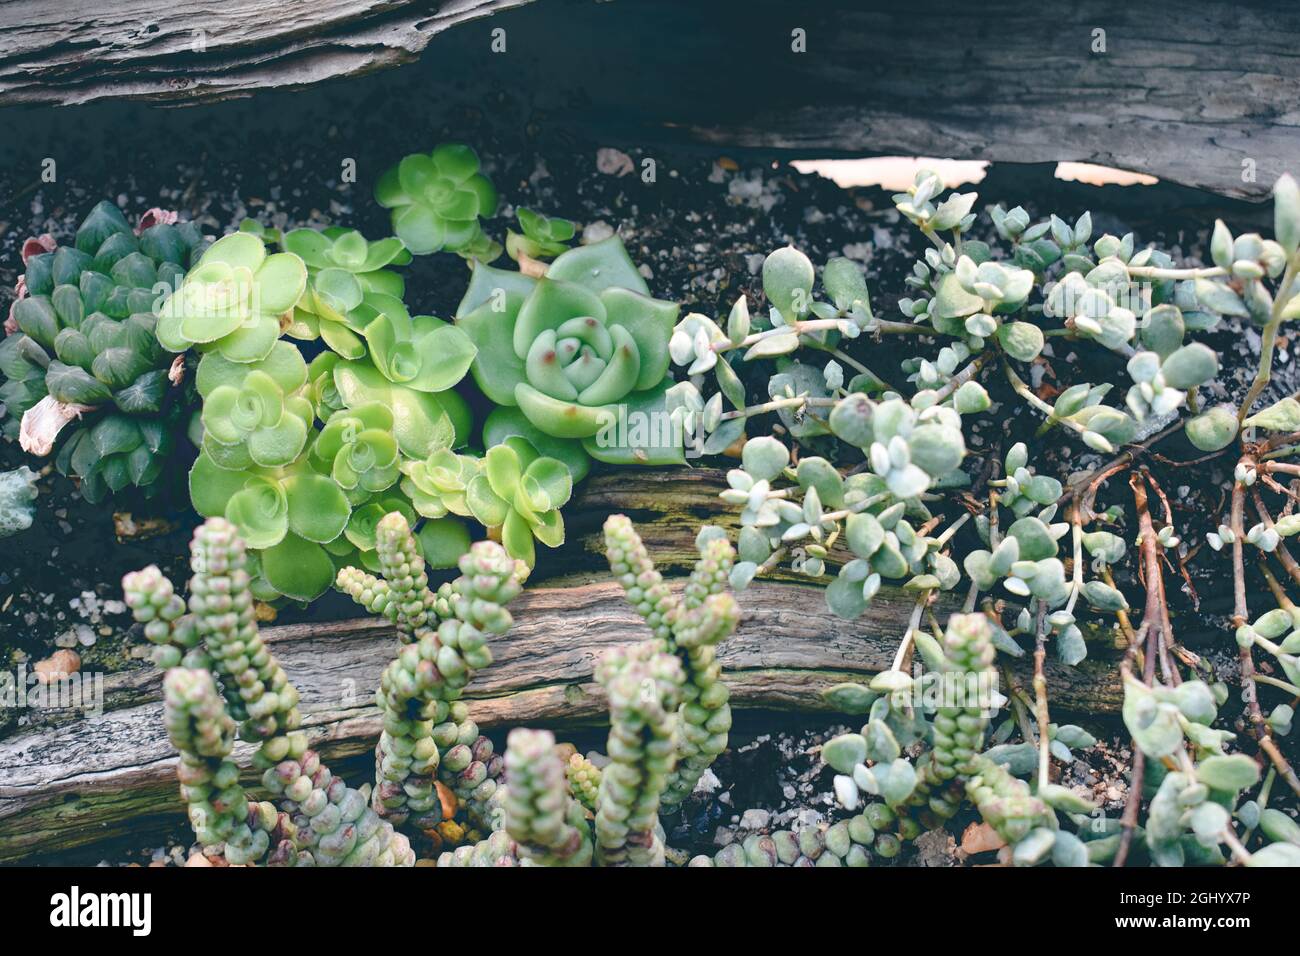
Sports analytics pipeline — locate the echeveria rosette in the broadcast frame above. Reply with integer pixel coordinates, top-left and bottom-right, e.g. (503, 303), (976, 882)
(375, 144), (498, 257)
(157, 231), (307, 364)
(456, 237), (681, 470)
(401, 446), (478, 520)
(3, 201), (205, 500)
(280, 227), (411, 354)
(466, 441), (572, 567)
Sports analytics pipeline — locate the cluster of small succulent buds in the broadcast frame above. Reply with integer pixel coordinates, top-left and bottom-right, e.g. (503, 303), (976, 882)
(127, 517), (425, 867)
(502, 728), (593, 866)
(345, 513), (522, 830)
(594, 640), (684, 866)
(163, 668), (277, 865)
(965, 756), (1059, 864)
(689, 808), (901, 867)
(262, 747), (415, 866)
(187, 519), (303, 745)
(122, 564), (202, 668)
(565, 753), (602, 813)
(436, 712), (505, 829)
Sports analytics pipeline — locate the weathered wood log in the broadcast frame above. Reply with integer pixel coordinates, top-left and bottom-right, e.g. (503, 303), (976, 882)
(2, 0), (1295, 198)
(0, 573), (1122, 862)
(0, 0), (532, 106)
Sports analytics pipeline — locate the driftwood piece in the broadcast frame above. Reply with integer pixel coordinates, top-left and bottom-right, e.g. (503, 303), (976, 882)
(2, 0), (1296, 198)
(0, 0), (532, 106)
(0, 574), (1121, 862)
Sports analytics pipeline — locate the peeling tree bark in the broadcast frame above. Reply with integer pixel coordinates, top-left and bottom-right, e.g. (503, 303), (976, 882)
(0, 0), (533, 106)
(1, 1), (1295, 198)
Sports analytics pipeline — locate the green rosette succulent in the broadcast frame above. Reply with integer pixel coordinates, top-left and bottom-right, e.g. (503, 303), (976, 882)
(280, 226), (410, 355)
(156, 231), (307, 364)
(456, 237), (681, 469)
(311, 403), (401, 496)
(375, 144), (498, 257)
(506, 208), (575, 263)
(465, 441), (572, 567)
(197, 347), (313, 470)
(2, 201), (205, 501)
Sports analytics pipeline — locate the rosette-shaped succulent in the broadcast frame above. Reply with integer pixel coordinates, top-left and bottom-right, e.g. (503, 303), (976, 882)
(1, 201), (205, 501)
(506, 208), (575, 263)
(375, 144), (498, 256)
(280, 227), (410, 355)
(198, 347), (313, 470)
(157, 231), (307, 363)
(456, 237), (681, 469)
(311, 403), (401, 495)
(465, 441), (572, 567)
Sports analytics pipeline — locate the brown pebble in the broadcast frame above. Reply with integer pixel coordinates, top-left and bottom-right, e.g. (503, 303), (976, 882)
(435, 780), (458, 821)
(184, 853), (213, 867)
(254, 602), (278, 623)
(960, 821), (1006, 855)
(33, 649), (80, 683)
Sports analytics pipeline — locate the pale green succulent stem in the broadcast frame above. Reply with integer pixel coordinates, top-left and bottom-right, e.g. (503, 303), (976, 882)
(1253, 674), (1300, 696)
(1239, 257), (1298, 426)
(1031, 602), (1052, 788)
(1124, 265), (1228, 280)
(1064, 519), (1085, 617)
(926, 352), (988, 405)
(932, 511), (970, 548)
(1003, 361), (1092, 441)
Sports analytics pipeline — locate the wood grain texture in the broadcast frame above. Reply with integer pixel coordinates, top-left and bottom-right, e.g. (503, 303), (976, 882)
(0, 0), (531, 105)
(2, 0), (1296, 197)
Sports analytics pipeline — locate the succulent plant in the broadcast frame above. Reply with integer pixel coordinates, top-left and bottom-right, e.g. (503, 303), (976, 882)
(375, 144), (498, 257)
(456, 236), (681, 470)
(1, 201), (205, 501)
(464, 442), (572, 567)
(506, 208), (576, 264)
(0, 465), (38, 536)
(280, 226), (411, 356)
(123, 517), (416, 866)
(177, 208), (478, 601)
(604, 514), (740, 806)
(593, 639), (684, 866)
(156, 231), (307, 363)
(337, 512), (523, 831)
(503, 728), (593, 866)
